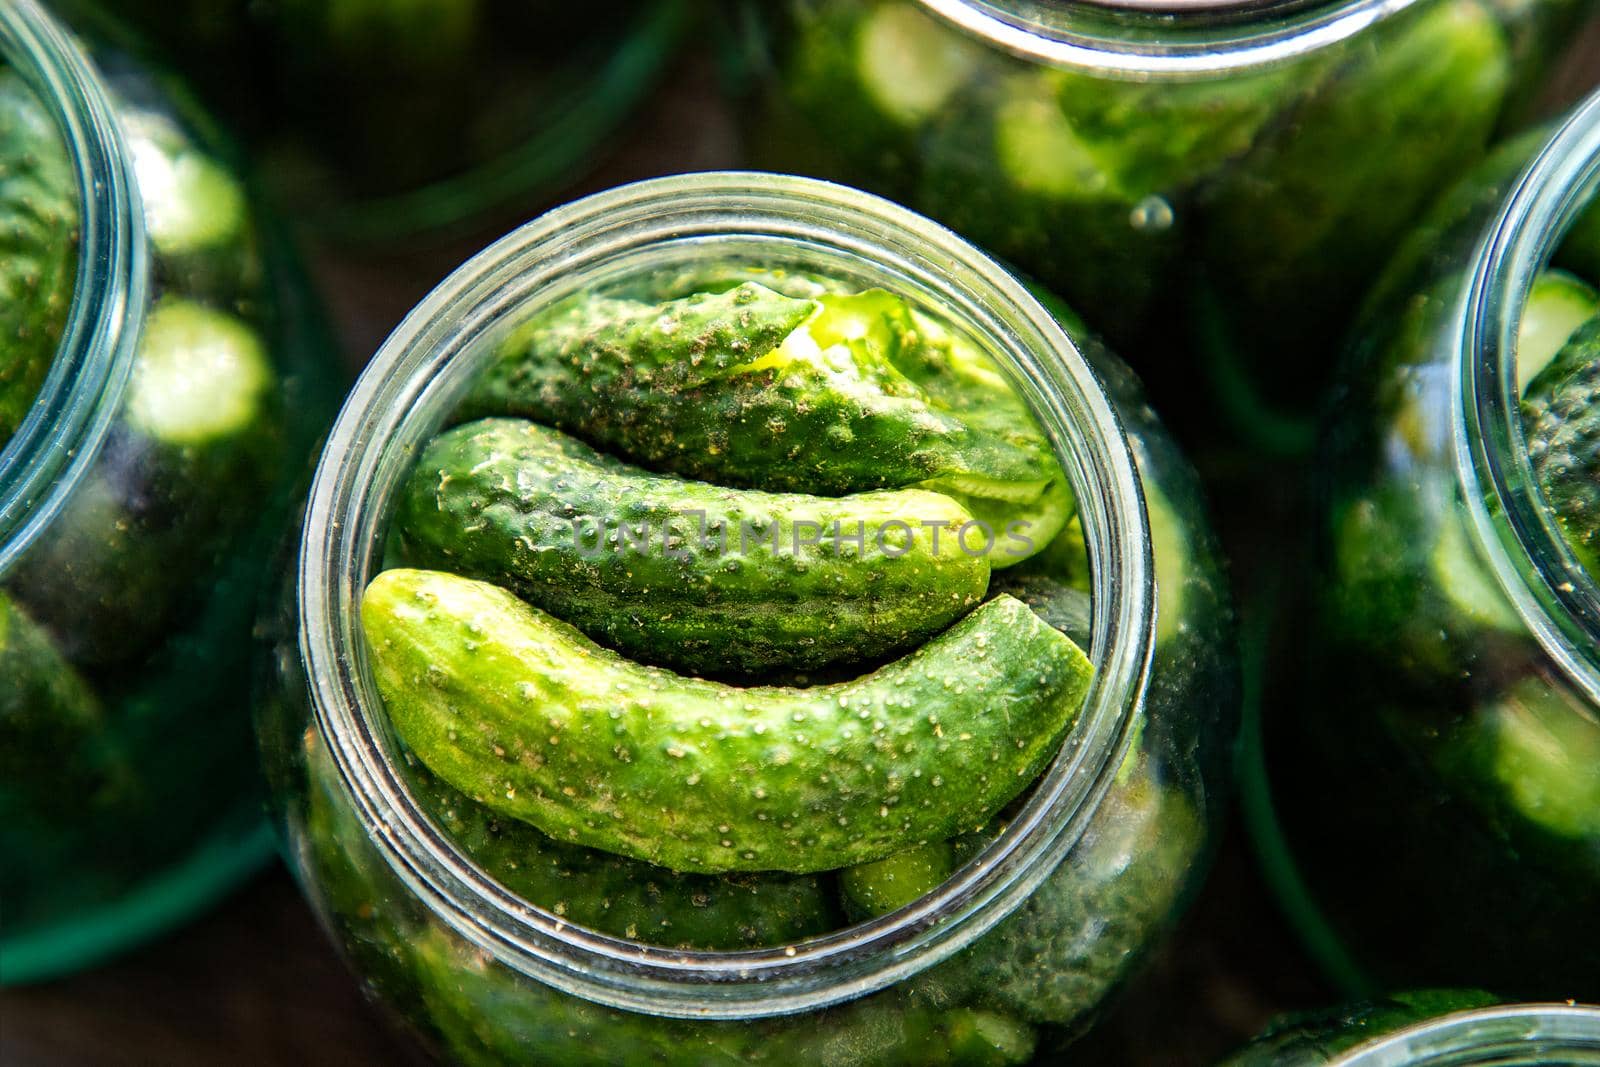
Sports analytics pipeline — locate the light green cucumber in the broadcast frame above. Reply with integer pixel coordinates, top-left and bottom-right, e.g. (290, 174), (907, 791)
(1486, 679), (1600, 840)
(461, 284), (1067, 552)
(363, 569), (1093, 874)
(390, 417), (990, 677)
(841, 840), (955, 921)
(0, 69), (79, 445)
(1517, 269), (1599, 392)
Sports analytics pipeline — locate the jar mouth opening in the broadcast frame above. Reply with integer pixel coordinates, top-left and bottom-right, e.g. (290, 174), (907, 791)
(917, 0), (1419, 77)
(0, 0), (145, 571)
(299, 171), (1156, 1019)
(1331, 1004), (1600, 1066)
(1459, 90), (1600, 706)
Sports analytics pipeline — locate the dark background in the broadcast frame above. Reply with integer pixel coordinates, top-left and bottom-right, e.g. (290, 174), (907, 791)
(4, 27), (1599, 1067)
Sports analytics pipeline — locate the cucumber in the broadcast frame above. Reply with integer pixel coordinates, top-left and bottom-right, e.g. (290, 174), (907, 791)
(391, 417), (990, 678)
(1485, 679), (1600, 841)
(0, 69), (79, 445)
(0, 593), (124, 824)
(461, 284), (1065, 523)
(121, 109), (261, 304)
(363, 569), (1094, 874)
(990, 573), (1093, 651)
(1517, 270), (1599, 392)
(855, 4), (981, 129)
(840, 840), (954, 921)
(1521, 312), (1600, 577)
(413, 766), (840, 949)
(8, 297), (282, 666)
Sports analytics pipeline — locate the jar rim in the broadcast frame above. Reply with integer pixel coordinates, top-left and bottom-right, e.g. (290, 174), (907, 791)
(916, 0), (1420, 77)
(1332, 1004), (1600, 1066)
(1457, 89), (1600, 706)
(0, 0), (146, 571)
(298, 171), (1158, 1020)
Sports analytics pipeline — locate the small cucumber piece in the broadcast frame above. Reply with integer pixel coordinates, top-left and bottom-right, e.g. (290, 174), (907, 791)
(363, 569), (1093, 874)
(126, 298), (274, 446)
(392, 417), (990, 678)
(840, 840), (954, 921)
(1522, 312), (1600, 577)
(463, 284), (1065, 518)
(1518, 270), (1599, 392)
(414, 768), (840, 949)
(1487, 679), (1600, 840)
(0, 70), (79, 445)
(855, 4), (981, 128)
(121, 110), (260, 302)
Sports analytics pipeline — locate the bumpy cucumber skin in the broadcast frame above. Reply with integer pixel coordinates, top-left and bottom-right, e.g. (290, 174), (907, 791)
(0, 70), (79, 445)
(992, 573), (1093, 651)
(363, 569), (1093, 874)
(391, 418), (990, 677)
(411, 766), (841, 949)
(840, 839), (955, 920)
(1522, 313), (1600, 578)
(462, 283), (1058, 501)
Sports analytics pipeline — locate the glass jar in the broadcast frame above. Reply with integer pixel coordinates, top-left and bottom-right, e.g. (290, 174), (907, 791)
(1222, 1000), (1600, 1067)
(257, 172), (1239, 1065)
(726, 0), (1592, 453)
(1243, 91), (1600, 999)
(110, 0), (691, 243)
(0, 0), (340, 984)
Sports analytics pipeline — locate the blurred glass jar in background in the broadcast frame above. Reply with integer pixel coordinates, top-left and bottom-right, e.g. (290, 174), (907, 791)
(1245, 92), (1600, 1000)
(113, 0), (690, 243)
(256, 172), (1240, 1065)
(1221, 997), (1600, 1067)
(726, 0), (1595, 453)
(0, 0), (340, 984)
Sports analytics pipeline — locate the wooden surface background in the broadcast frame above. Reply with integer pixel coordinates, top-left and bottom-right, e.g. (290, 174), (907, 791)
(3, 28), (1598, 1067)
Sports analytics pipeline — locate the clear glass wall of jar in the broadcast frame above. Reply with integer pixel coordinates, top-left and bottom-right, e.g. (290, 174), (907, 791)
(1222, 1000), (1600, 1067)
(256, 172), (1240, 1065)
(108, 0), (691, 243)
(0, 0), (341, 984)
(1244, 91), (1600, 999)
(725, 0), (1594, 454)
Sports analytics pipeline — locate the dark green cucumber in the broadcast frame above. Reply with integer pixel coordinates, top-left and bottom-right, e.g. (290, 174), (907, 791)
(461, 284), (1065, 530)
(9, 297), (282, 666)
(363, 569), (1094, 874)
(0, 593), (124, 823)
(1522, 312), (1600, 578)
(0, 69), (79, 445)
(390, 417), (990, 677)
(412, 766), (840, 949)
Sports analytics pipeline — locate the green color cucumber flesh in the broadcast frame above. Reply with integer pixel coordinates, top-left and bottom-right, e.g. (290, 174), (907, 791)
(412, 766), (840, 949)
(0, 69), (79, 446)
(1517, 269), (1599, 392)
(363, 568), (1093, 874)
(1522, 311), (1600, 578)
(391, 417), (990, 677)
(460, 284), (1068, 542)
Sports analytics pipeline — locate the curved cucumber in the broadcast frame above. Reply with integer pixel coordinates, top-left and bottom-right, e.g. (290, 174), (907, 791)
(0, 69), (79, 445)
(414, 767), (840, 949)
(363, 569), (1093, 874)
(1517, 270), (1598, 392)
(391, 418), (990, 677)
(461, 284), (1067, 540)
(1522, 311), (1600, 577)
